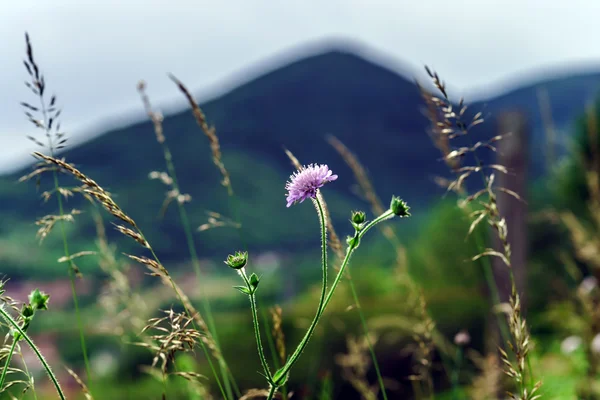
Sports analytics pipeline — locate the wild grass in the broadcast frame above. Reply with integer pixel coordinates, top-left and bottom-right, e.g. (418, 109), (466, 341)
(2, 31), (600, 400)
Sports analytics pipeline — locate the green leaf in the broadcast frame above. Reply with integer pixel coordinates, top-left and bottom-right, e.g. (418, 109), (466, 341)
(233, 285), (251, 295)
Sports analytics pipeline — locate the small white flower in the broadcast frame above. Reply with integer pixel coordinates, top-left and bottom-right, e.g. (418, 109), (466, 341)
(561, 335), (582, 354)
(579, 276), (598, 296)
(454, 330), (470, 346)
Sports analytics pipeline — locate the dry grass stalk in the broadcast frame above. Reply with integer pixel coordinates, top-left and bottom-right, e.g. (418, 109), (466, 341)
(34, 209), (81, 243)
(65, 366), (93, 400)
(21, 33), (67, 155)
(137, 309), (210, 400)
(139, 83), (193, 220)
(326, 135), (408, 273)
(270, 306), (286, 366)
(420, 66), (541, 399)
(30, 152), (223, 360)
(169, 74), (233, 195)
(407, 292), (435, 398)
(335, 334), (380, 400)
(138, 81), (166, 144)
(468, 351), (503, 400)
(197, 211), (241, 232)
(140, 309), (203, 374)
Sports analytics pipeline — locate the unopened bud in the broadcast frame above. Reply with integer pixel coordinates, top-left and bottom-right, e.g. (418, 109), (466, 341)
(225, 251), (248, 270)
(390, 196), (410, 217)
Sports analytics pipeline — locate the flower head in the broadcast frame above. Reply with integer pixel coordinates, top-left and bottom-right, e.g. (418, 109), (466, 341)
(285, 164), (337, 207)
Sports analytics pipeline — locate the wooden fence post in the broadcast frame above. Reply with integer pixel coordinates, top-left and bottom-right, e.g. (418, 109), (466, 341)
(493, 110), (529, 307)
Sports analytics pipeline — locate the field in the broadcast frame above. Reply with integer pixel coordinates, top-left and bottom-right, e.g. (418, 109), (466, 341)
(2, 31), (600, 400)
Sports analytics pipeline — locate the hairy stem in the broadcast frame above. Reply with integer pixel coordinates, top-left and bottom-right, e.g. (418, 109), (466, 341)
(274, 209), (395, 385)
(272, 197), (329, 386)
(0, 336), (17, 391)
(245, 283), (272, 381)
(266, 384), (277, 400)
(0, 306), (65, 400)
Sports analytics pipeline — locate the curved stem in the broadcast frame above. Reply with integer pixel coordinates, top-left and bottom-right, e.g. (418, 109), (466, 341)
(322, 210), (394, 312)
(273, 197), (329, 382)
(275, 209), (395, 382)
(0, 336), (18, 390)
(0, 306), (65, 400)
(241, 271), (272, 381)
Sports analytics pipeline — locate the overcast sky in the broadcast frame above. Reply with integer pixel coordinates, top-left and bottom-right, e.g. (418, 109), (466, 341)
(2, 0), (600, 173)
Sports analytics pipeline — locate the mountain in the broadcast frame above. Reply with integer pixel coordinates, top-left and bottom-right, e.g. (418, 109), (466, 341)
(1, 44), (599, 278)
(471, 69), (600, 175)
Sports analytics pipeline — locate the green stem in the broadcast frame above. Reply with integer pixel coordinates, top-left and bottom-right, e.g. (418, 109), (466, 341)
(272, 198), (331, 384)
(346, 275), (388, 400)
(274, 209), (395, 383)
(322, 211), (394, 312)
(266, 384), (277, 400)
(0, 306), (65, 400)
(241, 271), (272, 381)
(18, 347), (38, 400)
(461, 137), (513, 347)
(52, 168), (93, 387)
(451, 346), (463, 400)
(39, 88), (92, 389)
(470, 223), (511, 346)
(161, 143), (237, 398)
(198, 341), (227, 400)
(0, 336), (18, 391)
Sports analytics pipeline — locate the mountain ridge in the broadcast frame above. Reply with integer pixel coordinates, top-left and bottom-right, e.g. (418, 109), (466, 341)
(2, 41), (600, 278)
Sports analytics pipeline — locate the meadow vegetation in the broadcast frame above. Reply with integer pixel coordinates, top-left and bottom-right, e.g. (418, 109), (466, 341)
(2, 33), (600, 400)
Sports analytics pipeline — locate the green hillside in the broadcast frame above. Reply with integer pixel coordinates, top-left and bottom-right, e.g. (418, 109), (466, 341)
(1, 46), (600, 278)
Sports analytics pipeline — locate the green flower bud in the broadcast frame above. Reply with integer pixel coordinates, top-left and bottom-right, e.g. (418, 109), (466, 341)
(351, 210), (366, 224)
(21, 304), (34, 319)
(351, 210), (367, 231)
(29, 288), (50, 311)
(225, 251), (248, 270)
(249, 273), (260, 291)
(18, 304), (35, 339)
(390, 196), (410, 217)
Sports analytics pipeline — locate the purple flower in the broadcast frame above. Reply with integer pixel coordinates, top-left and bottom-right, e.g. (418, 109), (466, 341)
(285, 164), (338, 207)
